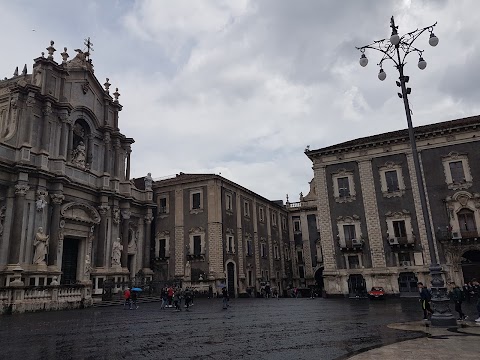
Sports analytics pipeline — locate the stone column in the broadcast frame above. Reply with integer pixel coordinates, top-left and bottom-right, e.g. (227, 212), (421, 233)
(253, 199), (261, 281)
(174, 186), (185, 277)
(103, 132), (111, 174)
(313, 164), (337, 272)
(358, 159), (386, 268)
(7, 184), (29, 266)
(58, 111), (69, 158)
(41, 102), (52, 153)
(96, 205), (109, 268)
(48, 193), (64, 266)
(207, 180), (223, 279)
(23, 93), (35, 145)
(125, 149), (131, 180)
(121, 209), (131, 268)
(236, 194), (245, 282)
(143, 212), (153, 269)
(266, 208), (275, 280)
(86, 134), (93, 168)
(67, 123), (74, 161)
(300, 211), (314, 278)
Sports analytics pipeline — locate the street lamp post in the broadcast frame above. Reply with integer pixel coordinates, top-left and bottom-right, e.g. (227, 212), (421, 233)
(356, 16), (456, 327)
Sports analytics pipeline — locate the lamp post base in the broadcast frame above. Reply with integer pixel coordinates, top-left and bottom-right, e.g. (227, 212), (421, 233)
(429, 263), (457, 327)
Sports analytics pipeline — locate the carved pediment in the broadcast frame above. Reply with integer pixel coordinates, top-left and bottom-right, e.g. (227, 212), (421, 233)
(156, 230), (170, 239)
(189, 226), (205, 234)
(61, 202), (100, 224)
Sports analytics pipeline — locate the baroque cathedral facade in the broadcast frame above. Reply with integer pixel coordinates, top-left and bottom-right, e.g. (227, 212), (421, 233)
(0, 41), (154, 312)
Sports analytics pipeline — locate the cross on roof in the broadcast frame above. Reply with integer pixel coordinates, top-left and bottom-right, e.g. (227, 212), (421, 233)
(84, 37), (94, 61)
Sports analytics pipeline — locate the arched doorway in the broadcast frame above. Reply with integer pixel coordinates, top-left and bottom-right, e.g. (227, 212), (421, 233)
(226, 262), (236, 298)
(348, 274), (366, 298)
(398, 272), (418, 297)
(461, 250), (480, 283)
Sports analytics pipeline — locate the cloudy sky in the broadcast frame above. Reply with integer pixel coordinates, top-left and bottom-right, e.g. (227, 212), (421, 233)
(1, 0), (479, 201)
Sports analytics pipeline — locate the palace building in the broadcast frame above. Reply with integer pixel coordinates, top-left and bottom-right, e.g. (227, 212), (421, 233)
(149, 173), (293, 298)
(306, 115), (480, 297)
(0, 41), (154, 313)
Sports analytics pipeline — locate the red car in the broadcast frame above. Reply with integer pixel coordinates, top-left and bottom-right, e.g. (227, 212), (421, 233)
(368, 287), (386, 299)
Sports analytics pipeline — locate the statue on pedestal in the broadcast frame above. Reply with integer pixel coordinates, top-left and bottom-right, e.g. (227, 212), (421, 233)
(33, 227), (49, 265)
(111, 238), (123, 267)
(144, 172), (153, 191)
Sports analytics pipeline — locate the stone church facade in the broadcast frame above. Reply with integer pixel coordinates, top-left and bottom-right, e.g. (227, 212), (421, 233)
(306, 115), (480, 297)
(0, 41), (154, 313)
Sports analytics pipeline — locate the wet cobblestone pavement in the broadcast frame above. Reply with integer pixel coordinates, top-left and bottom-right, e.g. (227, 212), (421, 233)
(1, 297), (460, 360)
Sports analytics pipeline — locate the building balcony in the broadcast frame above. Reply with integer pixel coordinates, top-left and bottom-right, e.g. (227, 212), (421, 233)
(387, 234), (415, 248)
(338, 238), (364, 252)
(436, 227), (479, 242)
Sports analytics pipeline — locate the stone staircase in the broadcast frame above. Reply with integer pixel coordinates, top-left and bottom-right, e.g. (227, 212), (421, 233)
(92, 295), (162, 307)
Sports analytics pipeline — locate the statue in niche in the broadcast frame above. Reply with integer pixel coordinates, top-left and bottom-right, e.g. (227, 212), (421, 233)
(144, 173), (153, 191)
(72, 141), (86, 168)
(111, 238), (123, 267)
(33, 227), (49, 265)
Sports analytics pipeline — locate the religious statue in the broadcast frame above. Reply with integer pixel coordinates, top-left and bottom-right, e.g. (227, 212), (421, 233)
(36, 190), (48, 211)
(111, 238), (123, 267)
(72, 141), (86, 168)
(144, 172), (153, 191)
(33, 227), (49, 265)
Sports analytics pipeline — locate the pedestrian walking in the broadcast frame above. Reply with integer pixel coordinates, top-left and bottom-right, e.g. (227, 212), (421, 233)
(417, 282), (432, 320)
(167, 286), (174, 308)
(130, 289), (138, 310)
(208, 285), (213, 299)
(471, 278), (480, 322)
(449, 282), (467, 320)
(123, 288), (131, 310)
(222, 287), (229, 309)
(160, 287), (167, 310)
(173, 290), (182, 311)
(184, 288), (193, 311)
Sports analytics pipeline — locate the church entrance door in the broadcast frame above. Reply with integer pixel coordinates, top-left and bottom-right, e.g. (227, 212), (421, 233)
(61, 238), (79, 285)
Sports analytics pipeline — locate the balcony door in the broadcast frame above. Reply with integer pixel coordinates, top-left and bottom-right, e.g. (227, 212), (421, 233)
(458, 208), (477, 238)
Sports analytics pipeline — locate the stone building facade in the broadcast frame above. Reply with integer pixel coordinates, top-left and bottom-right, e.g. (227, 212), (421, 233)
(285, 180), (323, 289)
(0, 41), (154, 313)
(151, 173), (293, 297)
(306, 115), (480, 297)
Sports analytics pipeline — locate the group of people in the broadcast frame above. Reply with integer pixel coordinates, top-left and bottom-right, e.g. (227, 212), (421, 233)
(418, 278), (480, 322)
(160, 286), (195, 311)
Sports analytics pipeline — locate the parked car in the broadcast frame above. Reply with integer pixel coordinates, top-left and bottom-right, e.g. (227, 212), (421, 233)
(368, 287), (386, 299)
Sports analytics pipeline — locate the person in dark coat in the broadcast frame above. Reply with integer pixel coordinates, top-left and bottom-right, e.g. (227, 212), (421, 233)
(417, 282), (432, 320)
(222, 287), (229, 309)
(448, 282), (467, 320)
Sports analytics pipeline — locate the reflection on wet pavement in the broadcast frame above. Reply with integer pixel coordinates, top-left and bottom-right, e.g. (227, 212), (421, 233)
(4, 297), (475, 360)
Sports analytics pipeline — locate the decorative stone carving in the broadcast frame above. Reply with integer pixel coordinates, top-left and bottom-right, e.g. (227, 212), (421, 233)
(61, 202), (101, 224)
(113, 207), (120, 224)
(60, 47), (69, 63)
(36, 189), (48, 211)
(46, 40), (56, 59)
(0, 205), (6, 236)
(98, 205), (109, 216)
(42, 102), (52, 116)
(33, 227), (49, 265)
(189, 227), (205, 234)
(25, 93), (36, 107)
(156, 230), (170, 239)
(71, 141), (86, 169)
(111, 238), (123, 267)
(121, 210), (131, 220)
(51, 193), (64, 205)
(144, 215), (153, 224)
(14, 184), (29, 196)
(84, 254), (92, 276)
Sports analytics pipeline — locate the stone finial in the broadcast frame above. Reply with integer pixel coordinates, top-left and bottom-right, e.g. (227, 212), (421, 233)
(22, 64), (27, 75)
(113, 87), (120, 102)
(41, 52), (45, 58)
(104, 78), (111, 94)
(286, 194), (289, 203)
(13, 66), (18, 76)
(46, 40), (56, 60)
(61, 47), (69, 63)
